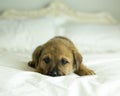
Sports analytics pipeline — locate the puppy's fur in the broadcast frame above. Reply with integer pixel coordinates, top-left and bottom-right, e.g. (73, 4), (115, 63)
(28, 36), (95, 77)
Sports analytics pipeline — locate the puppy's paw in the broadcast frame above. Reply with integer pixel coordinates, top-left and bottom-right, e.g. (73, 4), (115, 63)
(28, 61), (35, 68)
(84, 68), (95, 75)
(76, 68), (95, 76)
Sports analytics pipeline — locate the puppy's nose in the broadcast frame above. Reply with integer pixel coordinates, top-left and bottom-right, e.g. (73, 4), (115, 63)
(47, 71), (58, 77)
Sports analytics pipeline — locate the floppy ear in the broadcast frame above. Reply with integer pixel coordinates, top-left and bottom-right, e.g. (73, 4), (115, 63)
(72, 50), (83, 70)
(32, 45), (43, 68)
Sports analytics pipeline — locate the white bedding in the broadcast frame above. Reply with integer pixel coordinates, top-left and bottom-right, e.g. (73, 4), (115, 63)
(0, 51), (120, 96)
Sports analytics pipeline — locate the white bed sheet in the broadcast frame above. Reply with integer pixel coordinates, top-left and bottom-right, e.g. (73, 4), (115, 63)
(0, 51), (120, 96)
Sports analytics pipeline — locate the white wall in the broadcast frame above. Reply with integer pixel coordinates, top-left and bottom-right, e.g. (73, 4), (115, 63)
(0, 0), (120, 21)
(0, 0), (51, 10)
(64, 0), (120, 21)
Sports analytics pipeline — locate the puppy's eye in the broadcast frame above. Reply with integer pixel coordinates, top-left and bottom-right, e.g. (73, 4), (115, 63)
(43, 57), (50, 64)
(61, 58), (69, 65)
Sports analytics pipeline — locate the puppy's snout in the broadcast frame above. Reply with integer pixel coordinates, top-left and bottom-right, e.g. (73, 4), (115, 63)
(47, 70), (59, 77)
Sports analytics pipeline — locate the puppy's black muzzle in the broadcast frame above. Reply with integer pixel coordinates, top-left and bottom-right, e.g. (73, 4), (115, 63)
(47, 70), (60, 77)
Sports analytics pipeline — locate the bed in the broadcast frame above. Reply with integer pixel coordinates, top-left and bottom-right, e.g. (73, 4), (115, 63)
(0, 1), (120, 96)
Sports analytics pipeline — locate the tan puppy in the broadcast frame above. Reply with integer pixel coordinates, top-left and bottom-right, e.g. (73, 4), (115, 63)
(28, 36), (95, 77)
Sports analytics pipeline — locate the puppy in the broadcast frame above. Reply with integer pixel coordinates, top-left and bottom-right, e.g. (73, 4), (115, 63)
(28, 36), (95, 77)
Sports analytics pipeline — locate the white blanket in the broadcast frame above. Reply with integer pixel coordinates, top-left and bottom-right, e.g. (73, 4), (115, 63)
(0, 51), (120, 96)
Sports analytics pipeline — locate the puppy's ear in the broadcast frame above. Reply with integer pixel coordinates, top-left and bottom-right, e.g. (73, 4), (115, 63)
(72, 50), (83, 70)
(32, 45), (43, 68)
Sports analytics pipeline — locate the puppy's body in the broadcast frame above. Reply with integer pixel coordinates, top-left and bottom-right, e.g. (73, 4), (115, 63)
(28, 36), (95, 76)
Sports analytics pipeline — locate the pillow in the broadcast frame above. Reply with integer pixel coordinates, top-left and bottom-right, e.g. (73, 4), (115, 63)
(61, 23), (120, 54)
(0, 17), (56, 52)
(0, 1), (117, 24)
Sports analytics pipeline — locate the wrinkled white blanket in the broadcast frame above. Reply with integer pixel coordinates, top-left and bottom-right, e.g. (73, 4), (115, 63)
(0, 52), (120, 96)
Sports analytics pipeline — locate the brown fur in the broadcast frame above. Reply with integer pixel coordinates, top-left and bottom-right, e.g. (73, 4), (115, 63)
(28, 36), (95, 76)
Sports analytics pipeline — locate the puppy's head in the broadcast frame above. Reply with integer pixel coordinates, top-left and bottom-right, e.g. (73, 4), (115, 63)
(35, 38), (82, 77)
